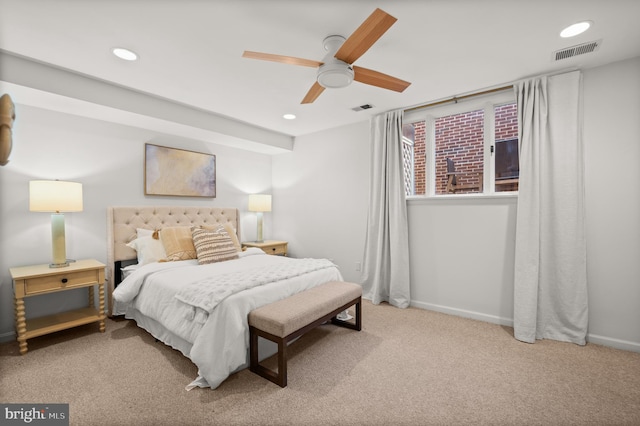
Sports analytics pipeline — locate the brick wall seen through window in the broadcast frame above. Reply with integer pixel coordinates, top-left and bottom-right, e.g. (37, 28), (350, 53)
(404, 99), (519, 196)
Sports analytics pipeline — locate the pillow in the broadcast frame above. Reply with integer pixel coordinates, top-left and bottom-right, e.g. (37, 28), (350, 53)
(125, 227), (154, 246)
(136, 228), (154, 238)
(191, 226), (239, 265)
(202, 222), (242, 252)
(121, 263), (141, 280)
(160, 226), (197, 261)
(126, 235), (167, 265)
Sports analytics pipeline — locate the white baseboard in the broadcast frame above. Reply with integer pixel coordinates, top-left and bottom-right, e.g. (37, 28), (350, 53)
(586, 333), (640, 353)
(0, 330), (16, 343)
(409, 301), (640, 354)
(410, 301), (514, 327)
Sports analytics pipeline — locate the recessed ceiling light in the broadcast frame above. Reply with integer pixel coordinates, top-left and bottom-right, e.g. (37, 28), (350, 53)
(283, 114), (296, 120)
(560, 21), (592, 38)
(112, 47), (138, 61)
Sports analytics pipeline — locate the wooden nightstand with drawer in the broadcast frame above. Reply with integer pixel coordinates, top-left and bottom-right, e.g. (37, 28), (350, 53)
(9, 259), (106, 354)
(242, 240), (288, 256)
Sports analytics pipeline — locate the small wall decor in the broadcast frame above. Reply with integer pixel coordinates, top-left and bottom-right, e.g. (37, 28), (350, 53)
(144, 143), (216, 197)
(0, 93), (16, 166)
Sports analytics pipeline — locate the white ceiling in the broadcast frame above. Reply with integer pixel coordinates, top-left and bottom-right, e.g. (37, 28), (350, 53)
(1, 0), (639, 145)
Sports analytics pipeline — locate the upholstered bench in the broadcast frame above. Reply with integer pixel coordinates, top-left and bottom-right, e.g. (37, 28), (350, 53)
(248, 281), (362, 387)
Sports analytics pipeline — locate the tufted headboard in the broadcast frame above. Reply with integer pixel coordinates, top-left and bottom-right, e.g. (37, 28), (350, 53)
(106, 205), (240, 315)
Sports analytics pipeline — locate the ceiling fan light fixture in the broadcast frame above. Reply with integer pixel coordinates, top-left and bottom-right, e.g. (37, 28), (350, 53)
(317, 62), (354, 89)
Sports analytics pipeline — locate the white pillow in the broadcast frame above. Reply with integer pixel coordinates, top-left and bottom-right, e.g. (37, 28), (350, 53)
(120, 264), (140, 280)
(126, 235), (167, 265)
(136, 228), (154, 238)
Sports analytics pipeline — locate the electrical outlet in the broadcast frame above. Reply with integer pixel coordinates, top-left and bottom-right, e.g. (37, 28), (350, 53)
(355, 262), (361, 271)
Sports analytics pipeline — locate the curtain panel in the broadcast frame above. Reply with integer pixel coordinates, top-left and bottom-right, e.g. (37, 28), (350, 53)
(361, 110), (411, 308)
(513, 70), (588, 345)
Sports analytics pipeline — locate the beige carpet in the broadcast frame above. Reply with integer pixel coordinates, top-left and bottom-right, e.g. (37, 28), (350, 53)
(1, 301), (639, 426)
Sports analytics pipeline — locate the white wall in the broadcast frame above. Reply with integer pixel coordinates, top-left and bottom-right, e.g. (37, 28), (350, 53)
(0, 105), (273, 340)
(272, 56), (640, 352)
(407, 196), (517, 324)
(272, 121), (370, 283)
(583, 56), (640, 350)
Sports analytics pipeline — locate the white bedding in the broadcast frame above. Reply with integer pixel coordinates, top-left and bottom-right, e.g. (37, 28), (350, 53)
(112, 248), (343, 389)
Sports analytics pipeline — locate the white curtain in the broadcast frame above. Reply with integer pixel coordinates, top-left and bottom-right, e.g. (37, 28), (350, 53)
(513, 70), (588, 345)
(361, 110), (411, 308)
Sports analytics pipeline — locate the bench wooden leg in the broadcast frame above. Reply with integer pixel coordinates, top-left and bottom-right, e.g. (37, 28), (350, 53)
(330, 297), (362, 331)
(278, 338), (287, 387)
(250, 326), (288, 388)
(250, 326), (259, 373)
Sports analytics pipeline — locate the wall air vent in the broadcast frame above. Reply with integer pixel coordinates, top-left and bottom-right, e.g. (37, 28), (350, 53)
(352, 104), (374, 112)
(553, 39), (602, 61)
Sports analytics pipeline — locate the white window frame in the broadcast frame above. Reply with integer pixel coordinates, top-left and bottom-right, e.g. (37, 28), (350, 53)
(404, 90), (517, 198)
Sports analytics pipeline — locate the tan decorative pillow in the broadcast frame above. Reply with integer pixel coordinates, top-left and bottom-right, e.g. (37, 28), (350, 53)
(192, 226), (239, 265)
(202, 222), (242, 252)
(159, 226), (197, 261)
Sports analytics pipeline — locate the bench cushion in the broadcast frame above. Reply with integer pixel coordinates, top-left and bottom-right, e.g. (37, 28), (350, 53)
(248, 281), (362, 338)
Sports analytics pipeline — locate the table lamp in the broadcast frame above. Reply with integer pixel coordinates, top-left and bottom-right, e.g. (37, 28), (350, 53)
(29, 180), (83, 268)
(248, 194), (271, 243)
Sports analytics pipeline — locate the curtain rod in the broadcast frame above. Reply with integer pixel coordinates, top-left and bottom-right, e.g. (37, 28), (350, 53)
(404, 84), (514, 113)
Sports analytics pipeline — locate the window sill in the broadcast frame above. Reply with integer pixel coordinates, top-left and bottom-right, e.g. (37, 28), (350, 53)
(406, 192), (518, 203)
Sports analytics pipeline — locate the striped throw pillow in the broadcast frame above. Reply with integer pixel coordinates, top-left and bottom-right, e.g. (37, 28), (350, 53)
(191, 226), (239, 265)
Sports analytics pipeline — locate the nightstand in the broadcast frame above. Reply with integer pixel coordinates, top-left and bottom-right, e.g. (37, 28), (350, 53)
(9, 259), (106, 355)
(242, 240), (288, 256)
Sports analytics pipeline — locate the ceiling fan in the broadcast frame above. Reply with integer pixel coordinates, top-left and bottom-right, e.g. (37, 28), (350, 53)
(242, 8), (411, 104)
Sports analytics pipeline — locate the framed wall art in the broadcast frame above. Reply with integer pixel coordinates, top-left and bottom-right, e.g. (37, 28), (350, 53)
(144, 143), (216, 197)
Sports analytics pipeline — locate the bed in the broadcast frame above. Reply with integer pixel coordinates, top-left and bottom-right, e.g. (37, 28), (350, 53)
(106, 206), (343, 389)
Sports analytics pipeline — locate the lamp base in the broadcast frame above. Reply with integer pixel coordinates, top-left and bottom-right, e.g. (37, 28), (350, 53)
(49, 258), (76, 268)
(256, 211), (264, 244)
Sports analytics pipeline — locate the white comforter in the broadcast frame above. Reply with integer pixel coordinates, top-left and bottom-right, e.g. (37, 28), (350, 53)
(112, 248), (343, 389)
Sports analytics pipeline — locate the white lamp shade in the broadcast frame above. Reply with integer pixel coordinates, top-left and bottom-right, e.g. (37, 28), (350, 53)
(248, 194), (272, 212)
(30, 180), (83, 213)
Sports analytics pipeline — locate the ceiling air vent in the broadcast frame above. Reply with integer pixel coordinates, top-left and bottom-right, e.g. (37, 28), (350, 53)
(553, 39), (602, 61)
(352, 104), (374, 112)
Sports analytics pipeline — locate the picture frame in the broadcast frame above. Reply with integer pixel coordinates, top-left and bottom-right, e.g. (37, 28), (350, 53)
(144, 143), (216, 197)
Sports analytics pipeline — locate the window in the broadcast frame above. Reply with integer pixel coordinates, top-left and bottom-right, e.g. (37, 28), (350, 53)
(403, 90), (519, 196)
(493, 103), (520, 193)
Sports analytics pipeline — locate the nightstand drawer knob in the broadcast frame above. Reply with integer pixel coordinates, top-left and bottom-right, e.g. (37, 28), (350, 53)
(61, 278), (68, 284)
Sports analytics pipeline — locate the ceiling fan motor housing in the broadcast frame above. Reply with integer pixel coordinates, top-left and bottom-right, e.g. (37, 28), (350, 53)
(317, 35), (353, 89)
(317, 60), (354, 89)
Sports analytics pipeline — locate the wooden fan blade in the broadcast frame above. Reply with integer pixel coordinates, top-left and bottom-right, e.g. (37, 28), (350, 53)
(334, 8), (397, 65)
(353, 66), (411, 93)
(242, 51), (322, 68)
(301, 82), (325, 104)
